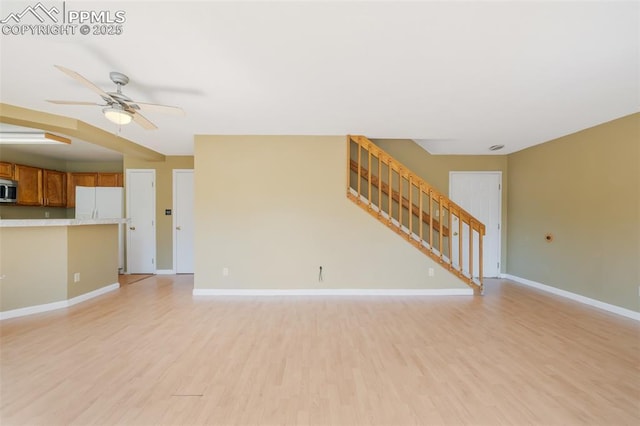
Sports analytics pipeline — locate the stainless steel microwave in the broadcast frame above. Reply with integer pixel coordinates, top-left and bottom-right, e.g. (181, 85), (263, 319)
(0, 178), (18, 203)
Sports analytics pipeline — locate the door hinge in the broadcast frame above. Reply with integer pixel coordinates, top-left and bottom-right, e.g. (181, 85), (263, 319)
(151, 181), (154, 188)
(497, 262), (500, 269)
(498, 184), (501, 190)
(498, 223), (500, 230)
(152, 258), (154, 265)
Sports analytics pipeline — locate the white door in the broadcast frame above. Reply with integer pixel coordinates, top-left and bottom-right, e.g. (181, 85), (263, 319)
(173, 170), (194, 273)
(126, 169), (156, 273)
(449, 172), (502, 278)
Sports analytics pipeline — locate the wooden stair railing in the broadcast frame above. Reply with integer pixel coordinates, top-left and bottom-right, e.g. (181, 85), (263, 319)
(349, 159), (449, 237)
(347, 135), (485, 293)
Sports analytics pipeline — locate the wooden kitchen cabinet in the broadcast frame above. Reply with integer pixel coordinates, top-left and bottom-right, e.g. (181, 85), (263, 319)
(97, 172), (123, 187)
(43, 170), (67, 207)
(66, 173), (98, 208)
(14, 164), (43, 206)
(0, 162), (14, 179)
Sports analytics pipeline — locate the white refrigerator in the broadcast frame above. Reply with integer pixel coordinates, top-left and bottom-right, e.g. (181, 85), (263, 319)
(76, 186), (125, 271)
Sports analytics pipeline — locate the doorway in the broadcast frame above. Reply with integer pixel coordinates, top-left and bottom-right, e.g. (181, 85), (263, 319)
(449, 172), (502, 278)
(173, 169), (194, 273)
(126, 169), (156, 273)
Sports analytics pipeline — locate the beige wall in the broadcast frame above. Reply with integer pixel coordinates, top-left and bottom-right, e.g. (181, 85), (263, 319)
(0, 227), (67, 311)
(507, 113), (640, 312)
(66, 161), (123, 173)
(0, 206), (71, 220)
(194, 135), (468, 290)
(372, 138), (509, 272)
(0, 146), (67, 170)
(67, 225), (119, 298)
(0, 224), (119, 312)
(123, 155), (194, 270)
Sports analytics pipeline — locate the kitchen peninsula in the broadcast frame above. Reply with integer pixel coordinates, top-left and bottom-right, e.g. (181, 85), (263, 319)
(0, 218), (127, 319)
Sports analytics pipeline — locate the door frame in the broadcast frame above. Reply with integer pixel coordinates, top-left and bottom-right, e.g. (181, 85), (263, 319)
(172, 169), (194, 273)
(125, 168), (156, 274)
(448, 171), (502, 277)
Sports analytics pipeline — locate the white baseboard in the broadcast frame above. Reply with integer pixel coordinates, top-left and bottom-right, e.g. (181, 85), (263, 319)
(0, 300), (69, 321)
(67, 283), (119, 307)
(155, 269), (175, 275)
(501, 273), (640, 321)
(0, 283), (119, 321)
(193, 288), (473, 296)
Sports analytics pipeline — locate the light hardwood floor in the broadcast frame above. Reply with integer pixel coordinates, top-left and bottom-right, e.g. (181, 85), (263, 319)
(118, 274), (154, 286)
(1, 276), (638, 425)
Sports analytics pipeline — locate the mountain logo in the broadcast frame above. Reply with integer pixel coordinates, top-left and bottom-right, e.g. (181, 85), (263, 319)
(1, 2), (60, 24)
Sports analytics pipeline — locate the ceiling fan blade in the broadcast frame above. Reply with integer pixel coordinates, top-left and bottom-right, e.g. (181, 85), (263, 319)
(46, 100), (102, 105)
(54, 65), (113, 101)
(132, 111), (157, 130)
(133, 102), (185, 116)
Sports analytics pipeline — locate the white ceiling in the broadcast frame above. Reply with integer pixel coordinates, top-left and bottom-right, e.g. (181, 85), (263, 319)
(0, 1), (638, 156)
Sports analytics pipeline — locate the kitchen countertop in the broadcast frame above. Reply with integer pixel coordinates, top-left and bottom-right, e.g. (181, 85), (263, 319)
(0, 218), (129, 228)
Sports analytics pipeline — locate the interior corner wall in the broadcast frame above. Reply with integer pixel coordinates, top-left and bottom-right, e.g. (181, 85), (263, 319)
(507, 113), (640, 312)
(194, 135), (468, 291)
(371, 138), (509, 273)
(123, 155), (194, 270)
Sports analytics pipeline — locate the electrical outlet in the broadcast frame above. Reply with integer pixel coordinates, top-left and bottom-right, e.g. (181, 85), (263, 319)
(73, 272), (80, 282)
(222, 267), (229, 277)
(428, 268), (435, 277)
(44, 211), (50, 218)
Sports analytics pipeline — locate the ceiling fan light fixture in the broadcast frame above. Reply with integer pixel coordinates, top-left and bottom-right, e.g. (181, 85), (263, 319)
(103, 106), (133, 125)
(50, 66), (181, 130)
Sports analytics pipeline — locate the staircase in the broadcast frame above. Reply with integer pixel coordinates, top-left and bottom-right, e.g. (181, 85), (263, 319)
(347, 135), (486, 293)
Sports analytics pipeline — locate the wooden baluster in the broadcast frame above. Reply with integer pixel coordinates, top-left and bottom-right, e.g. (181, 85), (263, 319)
(388, 160), (393, 224)
(447, 206), (452, 263)
(347, 136), (351, 194)
(419, 185), (424, 244)
(469, 219), (474, 279)
(357, 141), (362, 202)
(378, 154), (383, 217)
(367, 146), (372, 209)
(429, 190), (434, 251)
(439, 197), (444, 260)
(395, 168), (400, 223)
(458, 212), (463, 274)
(398, 168), (403, 225)
(478, 227), (484, 289)
(408, 175), (413, 239)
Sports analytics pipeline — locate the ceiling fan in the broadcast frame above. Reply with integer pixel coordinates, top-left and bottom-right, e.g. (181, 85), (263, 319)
(47, 65), (184, 130)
